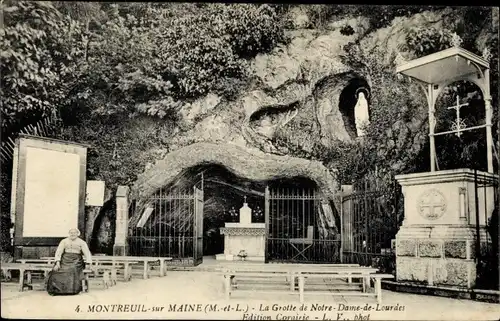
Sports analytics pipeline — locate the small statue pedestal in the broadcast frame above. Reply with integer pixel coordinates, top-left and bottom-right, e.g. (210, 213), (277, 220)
(215, 201), (266, 262)
(395, 169), (497, 288)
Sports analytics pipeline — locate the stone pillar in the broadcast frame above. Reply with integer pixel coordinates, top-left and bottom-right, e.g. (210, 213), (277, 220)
(113, 186), (130, 256)
(395, 169), (497, 288)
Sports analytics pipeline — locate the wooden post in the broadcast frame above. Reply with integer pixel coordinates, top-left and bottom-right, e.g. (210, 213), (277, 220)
(375, 278), (382, 304)
(298, 276), (305, 303)
(159, 259), (165, 277)
(224, 275), (231, 300)
(289, 272), (295, 291)
(18, 268), (25, 292)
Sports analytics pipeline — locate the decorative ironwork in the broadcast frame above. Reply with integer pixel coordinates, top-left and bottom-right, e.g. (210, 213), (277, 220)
(417, 188), (447, 220)
(482, 47), (492, 62)
(228, 206), (239, 222)
(252, 205), (265, 223)
(341, 179), (401, 272)
(128, 186), (204, 266)
(266, 187), (339, 263)
(451, 33), (463, 48)
(446, 96), (469, 138)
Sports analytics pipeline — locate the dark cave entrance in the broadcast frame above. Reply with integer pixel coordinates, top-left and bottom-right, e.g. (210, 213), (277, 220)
(339, 77), (371, 139)
(194, 166), (324, 258)
(129, 163), (341, 264)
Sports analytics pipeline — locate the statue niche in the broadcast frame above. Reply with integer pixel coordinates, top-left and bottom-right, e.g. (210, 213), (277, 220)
(338, 78), (371, 140)
(354, 87), (370, 137)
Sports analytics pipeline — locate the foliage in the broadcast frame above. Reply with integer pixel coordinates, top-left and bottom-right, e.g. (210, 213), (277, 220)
(60, 3), (288, 121)
(289, 5), (442, 31)
(337, 7), (498, 190)
(402, 27), (454, 58)
(0, 0), (86, 136)
(59, 115), (176, 189)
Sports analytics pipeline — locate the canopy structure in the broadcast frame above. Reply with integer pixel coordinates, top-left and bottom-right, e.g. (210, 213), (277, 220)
(396, 36), (494, 173)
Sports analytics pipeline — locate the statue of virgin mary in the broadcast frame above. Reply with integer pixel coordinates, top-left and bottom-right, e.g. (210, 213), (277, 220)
(354, 87), (370, 137)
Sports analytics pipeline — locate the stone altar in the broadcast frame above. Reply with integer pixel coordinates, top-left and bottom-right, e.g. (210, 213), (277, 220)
(395, 169), (497, 288)
(215, 199), (266, 262)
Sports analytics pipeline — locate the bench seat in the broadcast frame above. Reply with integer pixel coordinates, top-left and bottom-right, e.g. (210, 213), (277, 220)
(1, 263), (95, 292)
(222, 266), (393, 304)
(298, 273), (394, 304)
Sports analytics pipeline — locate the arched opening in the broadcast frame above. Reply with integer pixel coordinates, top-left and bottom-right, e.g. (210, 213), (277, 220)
(433, 80), (488, 171)
(129, 162), (340, 264)
(338, 78), (371, 139)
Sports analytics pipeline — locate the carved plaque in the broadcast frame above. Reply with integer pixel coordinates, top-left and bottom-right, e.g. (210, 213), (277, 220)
(417, 188), (447, 220)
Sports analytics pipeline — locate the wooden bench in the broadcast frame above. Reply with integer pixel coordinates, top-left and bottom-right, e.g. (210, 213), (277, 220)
(222, 264), (370, 287)
(14, 258), (115, 291)
(41, 256), (136, 282)
(94, 256), (173, 279)
(93, 261), (135, 282)
(297, 272), (394, 304)
(222, 265), (380, 301)
(1, 263), (94, 292)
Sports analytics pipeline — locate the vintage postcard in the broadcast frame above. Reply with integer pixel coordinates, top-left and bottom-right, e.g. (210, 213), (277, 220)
(1, 2), (499, 320)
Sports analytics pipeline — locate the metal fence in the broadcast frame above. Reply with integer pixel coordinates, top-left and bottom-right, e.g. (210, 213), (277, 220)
(341, 180), (402, 273)
(473, 169), (499, 290)
(266, 188), (340, 263)
(128, 187), (203, 266)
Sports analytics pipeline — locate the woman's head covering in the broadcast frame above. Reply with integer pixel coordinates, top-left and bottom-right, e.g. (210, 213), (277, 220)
(355, 87), (370, 100)
(69, 228), (81, 236)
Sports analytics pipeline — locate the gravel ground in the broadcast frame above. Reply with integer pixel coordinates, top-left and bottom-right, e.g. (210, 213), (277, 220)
(2, 271), (499, 320)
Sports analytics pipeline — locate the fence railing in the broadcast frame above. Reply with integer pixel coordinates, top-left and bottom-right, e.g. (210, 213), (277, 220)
(473, 169), (498, 290)
(340, 180), (402, 273)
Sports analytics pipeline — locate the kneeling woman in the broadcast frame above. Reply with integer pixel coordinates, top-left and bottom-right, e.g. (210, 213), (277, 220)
(47, 228), (92, 295)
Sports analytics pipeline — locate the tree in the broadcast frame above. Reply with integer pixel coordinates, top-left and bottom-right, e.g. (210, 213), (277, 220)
(1, 1), (86, 137)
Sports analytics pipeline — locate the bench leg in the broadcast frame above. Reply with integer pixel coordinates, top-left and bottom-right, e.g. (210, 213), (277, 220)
(224, 276), (231, 300)
(103, 271), (110, 289)
(160, 261), (165, 277)
(82, 274), (89, 292)
(113, 269), (118, 285)
(289, 273), (295, 291)
(375, 278), (382, 304)
(143, 263), (148, 280)
(127, 266), (133, 281)
(18, 269), (25, 292)
(298, 276), (305, 303)
(348, 276), (352, 284)
(26, 271), (32, 286)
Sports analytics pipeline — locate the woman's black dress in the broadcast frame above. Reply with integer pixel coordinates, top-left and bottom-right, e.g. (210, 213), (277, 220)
(46, 252), (84, 295)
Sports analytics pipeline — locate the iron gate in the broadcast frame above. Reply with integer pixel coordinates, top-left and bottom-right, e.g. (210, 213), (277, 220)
(341, 181), (401, 271)
(128, 186), (204, 266)
(265, 187), (340, 263)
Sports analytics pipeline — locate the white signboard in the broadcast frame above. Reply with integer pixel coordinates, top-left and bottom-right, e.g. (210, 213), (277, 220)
(22, 147), (81, 237)
(85, 180), (106, 206)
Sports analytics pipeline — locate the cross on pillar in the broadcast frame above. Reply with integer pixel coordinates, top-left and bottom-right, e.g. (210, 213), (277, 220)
(418, 191), (446, 220)
(243, 195), (247, 203)
(446, 96), (469, 138)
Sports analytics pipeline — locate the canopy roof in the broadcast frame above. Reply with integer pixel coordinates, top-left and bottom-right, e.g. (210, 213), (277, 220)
(396, 47), (489, 85)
